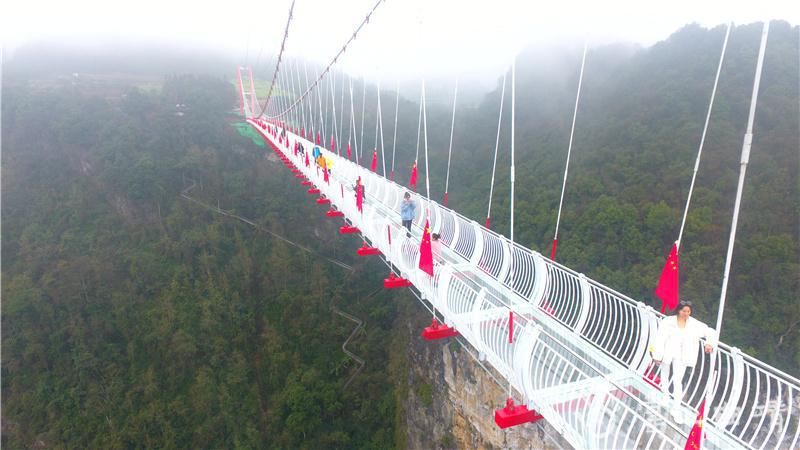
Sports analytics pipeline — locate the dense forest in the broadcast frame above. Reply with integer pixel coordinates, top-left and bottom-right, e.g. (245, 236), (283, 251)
(2, 72), (411, 448)
(2, 21), (798, 448)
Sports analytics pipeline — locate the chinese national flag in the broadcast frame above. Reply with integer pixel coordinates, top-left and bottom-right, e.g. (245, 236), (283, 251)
(356, 177), (363, 213)
(419, 220), (434, 276)
(305, 152), (310, 168)
(655, 242), (680, 313)
(323, 158), (329, 184)
(347, 142), (352, 160)
(371, 150), (378, 172)
(684, 400), (706, 450)
(409, 162), (418, 189)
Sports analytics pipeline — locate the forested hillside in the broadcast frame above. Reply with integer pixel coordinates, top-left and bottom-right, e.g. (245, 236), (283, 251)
(2, 73), (405, 448)
(430, 22), (798, 372)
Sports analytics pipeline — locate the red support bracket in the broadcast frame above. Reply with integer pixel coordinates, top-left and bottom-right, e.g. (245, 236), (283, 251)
(356, 243), (381, 256)
(295, 174), (305, 179)
(383, 273), (412, 289)
(494, 398), (543, 429)
(326, 209), (344, 218)
(316, 197), (331, 205)
(307, 188), (320, 194)
(301, 180), (313, 186)
(421, 318), (459, 340)
(339, 225), (360, 234)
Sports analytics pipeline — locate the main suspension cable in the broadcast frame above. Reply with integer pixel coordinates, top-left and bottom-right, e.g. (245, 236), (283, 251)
(258, 0), (297, 118)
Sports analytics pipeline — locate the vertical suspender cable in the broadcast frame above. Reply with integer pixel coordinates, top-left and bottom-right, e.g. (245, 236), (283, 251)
(360, 78), (367, 160)
(422, 79), (433, 320)
(551, 42), (587, 261)
(391, 83), (400, 181)
(415, 87), (423, 163)
(330, 73), (340, 155)
(349, 78), (360, 165)
(303, 60), (315, 138)
(293, 59), (308, 137)
(348, 76), (354, 158)
(677, 22), (732, 251)
(374, 83), (380, 164)
(378, 82), (387, 177)
(508, 58), (516, 398)
(338, 71), (346, 152)
(487, 72), (507, 229)
(324, 70), (331, 141)
(287, 58), (299, 131)
(443, 79), (459, 206)
(704, 22), (769, 435)
(715, 20), (769, 364)
(422, 80), (431, 202)
(316, 69), (326, 145)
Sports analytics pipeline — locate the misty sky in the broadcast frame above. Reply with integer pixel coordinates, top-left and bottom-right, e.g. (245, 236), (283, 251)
(3, 0), (798, 81)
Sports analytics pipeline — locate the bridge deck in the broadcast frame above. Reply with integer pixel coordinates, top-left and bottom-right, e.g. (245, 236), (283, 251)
(248, 118), (799, 450)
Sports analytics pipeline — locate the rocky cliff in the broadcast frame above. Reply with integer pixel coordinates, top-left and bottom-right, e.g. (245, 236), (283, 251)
(401, 314), (567, 450)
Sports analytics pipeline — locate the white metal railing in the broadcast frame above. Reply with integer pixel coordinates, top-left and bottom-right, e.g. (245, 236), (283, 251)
(248, 118), (799, 450)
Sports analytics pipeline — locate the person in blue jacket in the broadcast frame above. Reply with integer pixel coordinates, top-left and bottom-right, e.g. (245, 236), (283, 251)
(400, 192), (416, 237)
(312, 146), (322, 160)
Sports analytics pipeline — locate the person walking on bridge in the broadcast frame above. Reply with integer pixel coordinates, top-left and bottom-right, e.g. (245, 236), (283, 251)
(650, 300), (716, 424)
(401, 192), (416, 238)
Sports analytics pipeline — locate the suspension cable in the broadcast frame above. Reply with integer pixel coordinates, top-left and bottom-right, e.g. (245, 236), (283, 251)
(677, 22), (732, 251)
(263, 0), (387, 120)
(303, 60), (315, 138)
(422, 80), (431, 202)
(258, 0), (297, 118)
(348, 77), (354, 158)
(716, 20), (768, 348)
(415, 87), (423, 162)
(324, 68), (332, 142)
(421, 79), (433, 320)
(349, 78), (360, 165)
(487, 71), (507, 229)
(359, 78), (367, 160)
(316, 67), (326, 144)
(508, 57), (516, 398)
(551, 42), (588, 261)
(378, 82), (387, 177)
(443, 79), (459, 206)
(391, 83), (400, 180)
(338, 71), (346, 152)
(329, 72), (340, 155)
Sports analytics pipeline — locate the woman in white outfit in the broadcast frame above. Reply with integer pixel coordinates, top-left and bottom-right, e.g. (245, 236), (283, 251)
(650, 300), (717, 423)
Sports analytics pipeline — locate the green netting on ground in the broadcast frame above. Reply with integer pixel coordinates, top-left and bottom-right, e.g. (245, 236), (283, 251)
(231, 122), (266, 148)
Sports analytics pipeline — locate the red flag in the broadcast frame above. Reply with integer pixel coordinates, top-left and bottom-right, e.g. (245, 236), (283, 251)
(655, 242), (680, 313)
(294, 141), (298, 156)
(419, 219), (434, 276)
(356, 177), (363, 213)
(323, 158), (329, 184)
(330, 135), (336, 152)
(684, 400), (706, 450)
(409, 161), (418, 189)
(316, 131), (321, 145)
(347, 142), (352, 160)
(508, 310), (514, 343)
(371, 150), (378, 172)
(305, 152), (310, 167)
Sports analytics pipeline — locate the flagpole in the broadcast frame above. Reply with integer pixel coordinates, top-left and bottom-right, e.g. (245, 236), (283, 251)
(421, 78), (435, 320)
(703, 22), (769, 444)
(507, 57), (516, 399)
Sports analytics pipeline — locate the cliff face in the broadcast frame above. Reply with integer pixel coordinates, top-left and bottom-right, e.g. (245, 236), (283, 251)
(402, 320), (565, 450)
